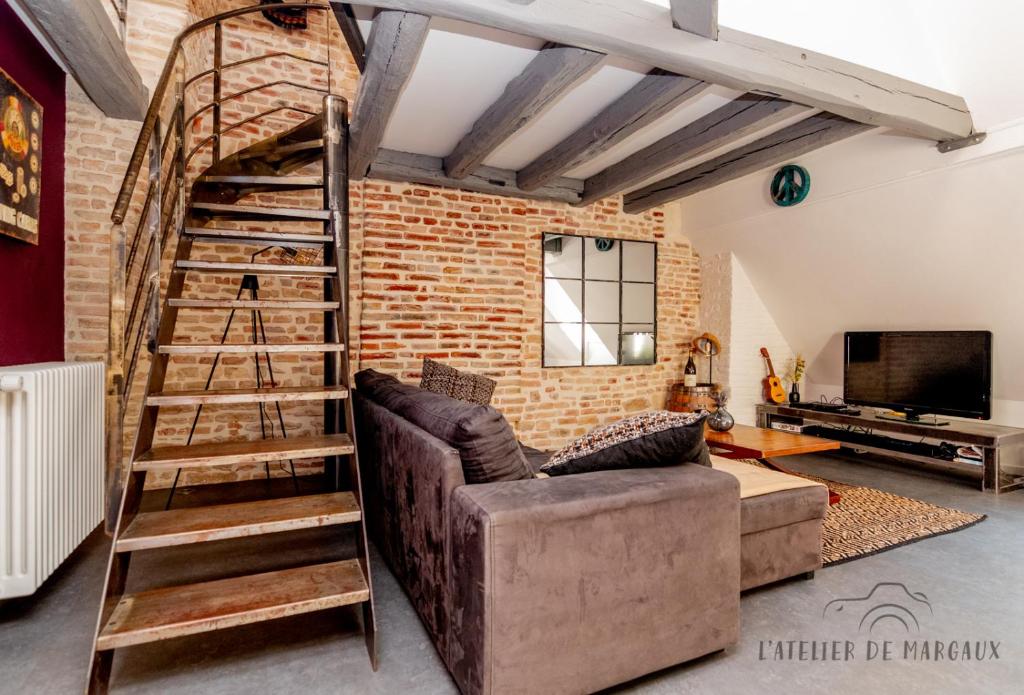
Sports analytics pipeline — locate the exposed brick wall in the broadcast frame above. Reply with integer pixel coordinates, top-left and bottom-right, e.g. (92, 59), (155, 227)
(62, 1), (703, 487)
(354, 187), (701, 449)
(64, 0), (190, 364)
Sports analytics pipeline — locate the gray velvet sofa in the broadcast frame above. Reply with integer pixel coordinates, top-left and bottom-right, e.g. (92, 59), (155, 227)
(738, 485), (827, 590)
(354, 390), (742, 695)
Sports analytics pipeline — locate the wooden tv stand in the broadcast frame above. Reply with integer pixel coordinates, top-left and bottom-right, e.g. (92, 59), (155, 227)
(756, 404), (1024, 494)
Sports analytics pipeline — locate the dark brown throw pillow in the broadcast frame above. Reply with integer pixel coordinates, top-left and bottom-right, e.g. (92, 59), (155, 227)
(541, 410), (710, 476)
(420, 358), (497, 406)
(354, 368), (530, 484)
(354, 368), (400, 397)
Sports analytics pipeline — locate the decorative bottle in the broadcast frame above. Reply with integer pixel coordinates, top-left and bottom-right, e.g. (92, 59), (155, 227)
(684, 349), (698, 388)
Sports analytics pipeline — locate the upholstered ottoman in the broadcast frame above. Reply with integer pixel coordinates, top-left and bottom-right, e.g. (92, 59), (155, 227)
(711, 457), (829, 590)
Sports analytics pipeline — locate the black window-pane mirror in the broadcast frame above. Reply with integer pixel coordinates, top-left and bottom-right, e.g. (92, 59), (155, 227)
(543, 233), (657, 368)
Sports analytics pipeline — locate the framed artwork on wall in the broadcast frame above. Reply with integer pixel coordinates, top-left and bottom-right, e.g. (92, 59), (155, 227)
(0, 67), (42, 245)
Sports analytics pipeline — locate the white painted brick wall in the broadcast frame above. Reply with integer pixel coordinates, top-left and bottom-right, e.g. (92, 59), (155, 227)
(728, 256), (794, 425)
(699, 253), (795, 426)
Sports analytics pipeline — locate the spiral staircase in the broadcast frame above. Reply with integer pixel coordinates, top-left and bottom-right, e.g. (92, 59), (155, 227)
(87, 5), (375, 693)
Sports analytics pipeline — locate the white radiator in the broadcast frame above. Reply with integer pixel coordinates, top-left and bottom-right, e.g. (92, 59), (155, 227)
(0, 362), (104, 598)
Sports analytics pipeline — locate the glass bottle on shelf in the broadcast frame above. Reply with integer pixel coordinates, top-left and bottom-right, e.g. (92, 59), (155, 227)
(684, 349), (698, 388)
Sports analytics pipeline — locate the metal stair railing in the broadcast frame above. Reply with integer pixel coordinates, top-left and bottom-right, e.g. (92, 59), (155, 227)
(105, 2), (340, 532)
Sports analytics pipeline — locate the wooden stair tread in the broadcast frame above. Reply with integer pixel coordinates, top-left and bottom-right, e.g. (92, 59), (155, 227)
(157, 342), (344, 355)
(184, 227), (331, 247)
(95, 559), (367, 650)
(148, 384), (350, 406)
(117, 492), (361, 552)
(197, 175), (323, 187)
(168, 299), (340, 310)
(176, 260), (336, 275)
(190, 202), (331, 221)
(272, 139), (324, 155)
(134, 433), (354, 471)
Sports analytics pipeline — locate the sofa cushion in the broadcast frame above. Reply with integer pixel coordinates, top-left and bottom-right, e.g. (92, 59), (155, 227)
(739, 486), (829, 535)
(355, 369), (531, 484)
(519, 443), (553, 475)
(709, 457), (828, 535)
(355, 367), (401, 400)
(401, 392), (532, 484)
(420, 358), (496, 406)
(709, 457), (825, 499)
(541, 411), (710, 476)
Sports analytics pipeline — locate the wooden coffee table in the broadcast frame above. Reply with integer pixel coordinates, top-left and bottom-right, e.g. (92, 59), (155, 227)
(705, 423), (840, 460)
(706, 423), (842, 504)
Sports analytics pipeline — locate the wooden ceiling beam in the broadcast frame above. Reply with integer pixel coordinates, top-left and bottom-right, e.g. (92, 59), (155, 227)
(348, 11), (430, 180)
(622, 113), (872, 213)
(443, 43), (604, 179)
(671, 0), (718, 40)
(580, 94), (811, 206)
(331, 3), (366, 72)
(370, 149), (582, 205)
(12, 0), (146, 120)
(517, 70), (710, 192)
(336, 0), (973, 142)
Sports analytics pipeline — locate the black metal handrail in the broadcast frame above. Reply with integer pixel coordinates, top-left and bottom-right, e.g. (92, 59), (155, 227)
(104, 2), (340, 530)
(111, 2), (332, 224)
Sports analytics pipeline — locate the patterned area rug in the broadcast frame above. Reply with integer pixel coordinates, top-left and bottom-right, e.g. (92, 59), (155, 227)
(744, 460), (987, 566)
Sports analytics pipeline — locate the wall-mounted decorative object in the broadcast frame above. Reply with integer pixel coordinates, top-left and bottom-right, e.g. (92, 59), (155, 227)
(770, 163), (810, 207)
(0, 67), (41, 244)
(543, 232), (657, 367)
(260, 0), (309, 29)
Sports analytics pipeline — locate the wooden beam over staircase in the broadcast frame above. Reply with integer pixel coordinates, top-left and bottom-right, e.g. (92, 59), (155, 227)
(12, 0), (147, 120)
(349, 10), (430, 179)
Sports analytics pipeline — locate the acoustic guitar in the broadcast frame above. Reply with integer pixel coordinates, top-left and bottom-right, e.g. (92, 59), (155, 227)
(760, 347), (787, 404)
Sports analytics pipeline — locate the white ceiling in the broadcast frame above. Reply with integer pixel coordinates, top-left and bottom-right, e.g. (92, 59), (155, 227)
(353, 10), (813, 190)
(486, 55), (649, 171)
(352, 1), (1000, 195)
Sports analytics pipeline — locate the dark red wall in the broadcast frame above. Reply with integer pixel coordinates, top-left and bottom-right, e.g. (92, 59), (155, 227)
(0, 3), (66, 367)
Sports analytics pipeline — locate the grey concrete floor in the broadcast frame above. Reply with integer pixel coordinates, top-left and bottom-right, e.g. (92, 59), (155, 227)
(2, 453), (1022, 695)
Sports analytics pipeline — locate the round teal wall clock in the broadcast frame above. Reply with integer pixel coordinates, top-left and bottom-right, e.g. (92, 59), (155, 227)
(770, 164), (810, 207)
(594, 238), (615, 252)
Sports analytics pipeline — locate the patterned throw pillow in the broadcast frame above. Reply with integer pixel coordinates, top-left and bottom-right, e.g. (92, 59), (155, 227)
(420, 358), (497, 406)
(541, 410), (710, 476)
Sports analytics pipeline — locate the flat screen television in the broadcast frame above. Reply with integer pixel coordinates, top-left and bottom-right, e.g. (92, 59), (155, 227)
(844, 331), (992, 421)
